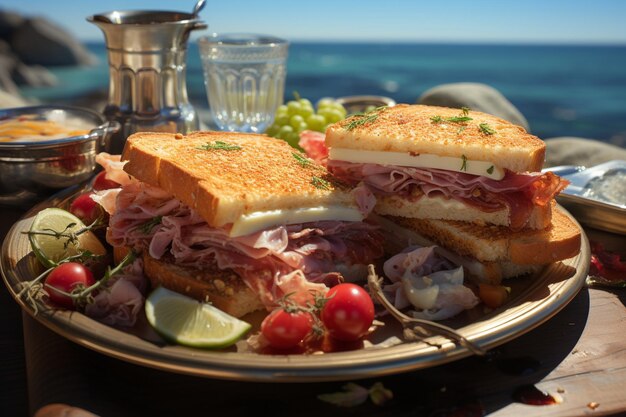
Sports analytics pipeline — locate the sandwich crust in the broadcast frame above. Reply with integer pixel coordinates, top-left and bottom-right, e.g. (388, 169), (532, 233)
(386, 207), (581, 265)
(122, 132), (356, 228)
(326, 104), (546, 172)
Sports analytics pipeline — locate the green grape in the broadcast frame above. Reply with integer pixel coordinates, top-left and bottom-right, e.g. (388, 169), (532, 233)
(316, 98), (335, 109)
(274, 114), (289, 126)
(318, 107), (344, 124)
(265, 123), (280, 137)
(296, 122), (308, 133)
(285, 131), (301, 149)
(299, 98), (313, 108)
(264, 95), (347, 147)
(298, 104), (314, 118)
(277, 125), (294, 139)
(306, 114), (326, 132)
(287, 101), (302, 116)
(289, 114), (305, 129)
(333, 103), (348, 118)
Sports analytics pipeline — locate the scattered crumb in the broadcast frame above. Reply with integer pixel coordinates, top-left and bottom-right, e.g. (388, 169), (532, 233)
(587, 402), (600, 410)
(557, 387), (565, 394)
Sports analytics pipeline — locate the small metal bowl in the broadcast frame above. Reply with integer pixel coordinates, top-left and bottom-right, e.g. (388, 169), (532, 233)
(335, 95), (396, 114)
(0, 105), (119, 207)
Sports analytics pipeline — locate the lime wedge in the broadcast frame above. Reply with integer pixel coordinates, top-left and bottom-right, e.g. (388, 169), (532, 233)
(29, 207), (106, 268)
(145, 286), (251, 349)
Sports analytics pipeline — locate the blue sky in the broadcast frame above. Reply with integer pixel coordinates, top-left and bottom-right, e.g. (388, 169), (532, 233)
(2, 0), (626, 44)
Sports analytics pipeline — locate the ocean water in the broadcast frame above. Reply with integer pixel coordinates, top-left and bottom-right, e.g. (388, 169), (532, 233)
(18, 42), (626, 146)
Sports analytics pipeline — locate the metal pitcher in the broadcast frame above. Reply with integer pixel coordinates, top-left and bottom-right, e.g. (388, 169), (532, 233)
(88, 10), (207, 153)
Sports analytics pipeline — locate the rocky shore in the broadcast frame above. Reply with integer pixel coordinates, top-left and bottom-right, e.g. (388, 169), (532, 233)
(0, 9), (96, 102)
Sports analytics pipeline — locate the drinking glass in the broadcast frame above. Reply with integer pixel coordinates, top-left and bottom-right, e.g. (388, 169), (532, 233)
(198, 33), (289, 133)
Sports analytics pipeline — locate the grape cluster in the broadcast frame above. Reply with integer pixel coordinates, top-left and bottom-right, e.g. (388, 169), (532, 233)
(265, 97), (347, 148)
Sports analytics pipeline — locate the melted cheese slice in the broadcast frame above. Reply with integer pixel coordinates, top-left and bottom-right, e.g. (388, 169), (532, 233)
(229, 206), (364, 238)
(329, 148), (504, 180)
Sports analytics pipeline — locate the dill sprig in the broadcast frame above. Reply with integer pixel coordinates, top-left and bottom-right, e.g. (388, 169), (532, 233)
(196, 141), (242, 151)
(479, 123), (496, 135)
(137, 216), (162, 234)
(344, 106), (386, 131)
(460, 154), (468, 172)
(431, 107), (473, 125)
(292, 152), (314, 168)
(311, 176), (332, 190)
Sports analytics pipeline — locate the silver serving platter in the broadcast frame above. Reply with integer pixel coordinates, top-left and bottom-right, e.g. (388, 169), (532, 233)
(546, 160), (626, 235)
(1, 188), (590, 382)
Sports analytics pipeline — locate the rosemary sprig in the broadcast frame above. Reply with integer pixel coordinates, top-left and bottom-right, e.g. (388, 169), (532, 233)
(196, 141), (242, 151)
(16, 250), (113, 314)
(52, 250), (137, 309)
(344, 106), (386, 131)
(311, 176), (332, 190)
(479, 123), (496, 135)
(22, 217), (101, 251)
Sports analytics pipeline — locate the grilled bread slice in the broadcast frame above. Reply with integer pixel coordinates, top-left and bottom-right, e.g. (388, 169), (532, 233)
(325, 104), (546, 173)
(122, 131), (357, 228)
(113, 247), (264, 318)
(379, 207), (581, 284)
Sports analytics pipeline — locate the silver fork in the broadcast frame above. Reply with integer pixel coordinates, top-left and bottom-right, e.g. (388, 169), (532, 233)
(367, 265), (487, 356)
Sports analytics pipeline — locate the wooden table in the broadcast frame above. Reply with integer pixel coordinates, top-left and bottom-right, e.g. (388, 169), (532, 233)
(1, 209), (625, 417)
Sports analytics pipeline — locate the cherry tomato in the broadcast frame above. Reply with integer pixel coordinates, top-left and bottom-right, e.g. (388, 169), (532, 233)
(69, 192), (101, 225)
(92, 171), (120, 191)
(44, 262), (95, 310)
(321, 283), (374, 342)
(261, 308), (313, 349)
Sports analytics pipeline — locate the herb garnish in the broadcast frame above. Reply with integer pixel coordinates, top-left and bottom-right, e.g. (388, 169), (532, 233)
(479, 123), (496, 135)
(460, 154), (468, 171)
(138, 216), (162, 234)
(486, 165), (495, 174)
(292, 152), (314, 168)
(196, 141), (242, 151)
(344, 106), (386, 131)
(311, 176), (332, 190)
(431, 107), (473, 125)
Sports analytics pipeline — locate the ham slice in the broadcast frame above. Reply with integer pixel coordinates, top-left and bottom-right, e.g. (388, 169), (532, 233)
(382, 245), (479, 320)
(104, 182), (385, 308)
(328, 160), (568, 229)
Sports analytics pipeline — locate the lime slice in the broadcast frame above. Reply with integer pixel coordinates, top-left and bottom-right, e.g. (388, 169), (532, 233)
(29, 207), (106, 268)
(145, 286), (251, 349)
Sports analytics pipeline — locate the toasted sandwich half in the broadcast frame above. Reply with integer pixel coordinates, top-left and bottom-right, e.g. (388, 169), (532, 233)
(325, 104), (569, 230)
(102, 132), (384, 317)
(376, 207), (582, 284)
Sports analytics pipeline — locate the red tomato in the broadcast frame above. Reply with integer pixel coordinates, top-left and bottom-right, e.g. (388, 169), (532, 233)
(321, 283), (375, 342)
(44, 262), (95, 309)
(92, 171), (120, 191)
(261, 308), (313, 349)
(69, 192), (101, 225)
